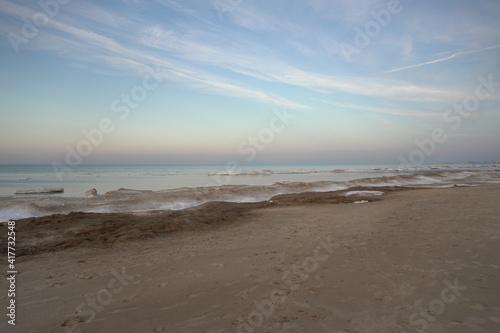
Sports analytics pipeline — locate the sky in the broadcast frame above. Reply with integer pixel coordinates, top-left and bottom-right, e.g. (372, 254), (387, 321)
(0, 0), (499, 166)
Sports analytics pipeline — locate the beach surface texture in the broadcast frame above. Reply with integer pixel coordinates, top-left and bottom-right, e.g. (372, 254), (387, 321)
(1, 184), (500, 332)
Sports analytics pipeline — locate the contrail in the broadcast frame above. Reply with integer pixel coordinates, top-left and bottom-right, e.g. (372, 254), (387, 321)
(386, 43), (500, 73)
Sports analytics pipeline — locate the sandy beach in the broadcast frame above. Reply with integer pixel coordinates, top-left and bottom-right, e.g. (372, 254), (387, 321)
(2, 0), (499, 332)
(1, 184), (500, 332)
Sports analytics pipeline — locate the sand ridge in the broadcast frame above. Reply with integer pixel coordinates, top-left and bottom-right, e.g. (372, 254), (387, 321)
(2, 186), (403, 258)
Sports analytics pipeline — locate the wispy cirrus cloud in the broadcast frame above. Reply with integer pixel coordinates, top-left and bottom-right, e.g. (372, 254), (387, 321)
(1, 0), (498, 112)
(0, 0), (457, 107)
(134, 22), (464, 102)
(325, 101), (441, 118)
(0, 1), (308, 109)
(386, 44), (500, 73)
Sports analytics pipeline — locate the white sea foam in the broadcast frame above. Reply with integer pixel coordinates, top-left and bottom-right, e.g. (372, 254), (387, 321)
(0, 205), (41, 222)
(33, 199), (66, 208)
(156, 201), (203, 211)
(314, 185), (350, 193)
(208, 169), (275, 176)
(345, 191), (385, 197)
(289, 169), (317, 174)
(353, 200), (369, 204)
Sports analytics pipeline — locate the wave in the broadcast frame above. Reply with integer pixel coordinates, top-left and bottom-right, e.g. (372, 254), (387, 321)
(208, 169), (274, 176)
(208, 168), (354, 176)
(1, 170), (499, 222)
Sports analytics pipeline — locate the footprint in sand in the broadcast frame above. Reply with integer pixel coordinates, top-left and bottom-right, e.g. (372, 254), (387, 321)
(373, 296), (392, 303)
(211, 263), (225, 268)
(231, 318), (243, 325)
(61, 316), (84, 326)
(307, 287), (319, 295)
(296, 310), (307, 316)
(158, 282), (169, 287)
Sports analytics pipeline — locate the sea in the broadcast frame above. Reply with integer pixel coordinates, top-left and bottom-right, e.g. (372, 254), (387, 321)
(1, 163), (499, 222)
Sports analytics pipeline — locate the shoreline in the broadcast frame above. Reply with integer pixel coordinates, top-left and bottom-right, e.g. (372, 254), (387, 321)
(1, 184), (500, 332)
(4, 185), (408, 258)
(1, 169), (499, 223)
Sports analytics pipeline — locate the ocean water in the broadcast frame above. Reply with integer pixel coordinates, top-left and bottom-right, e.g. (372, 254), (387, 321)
(0, 164), (403, 197)
(1, 164), (499, 222)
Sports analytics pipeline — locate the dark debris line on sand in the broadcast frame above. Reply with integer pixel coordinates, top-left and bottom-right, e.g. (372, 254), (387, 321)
(0, 186), (408, 259)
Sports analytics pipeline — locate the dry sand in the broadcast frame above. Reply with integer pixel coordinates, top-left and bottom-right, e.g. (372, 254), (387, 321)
(1, 185), (500, 332)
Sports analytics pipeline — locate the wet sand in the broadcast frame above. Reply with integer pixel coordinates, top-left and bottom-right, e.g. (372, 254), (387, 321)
(1, 185), (500, 332)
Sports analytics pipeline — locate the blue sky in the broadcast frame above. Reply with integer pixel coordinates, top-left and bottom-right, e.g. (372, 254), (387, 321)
(0, 0), (499, 165)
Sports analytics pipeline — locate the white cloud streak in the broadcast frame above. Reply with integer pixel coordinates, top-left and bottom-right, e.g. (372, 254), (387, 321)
(386, 44), (500, 73)
(324, 101), (440, 118)
(1, 0), (497, 109)
(0, 1), (308, 109)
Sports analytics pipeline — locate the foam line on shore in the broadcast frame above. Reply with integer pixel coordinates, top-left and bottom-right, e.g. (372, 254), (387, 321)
(1, 170), (499, 222)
